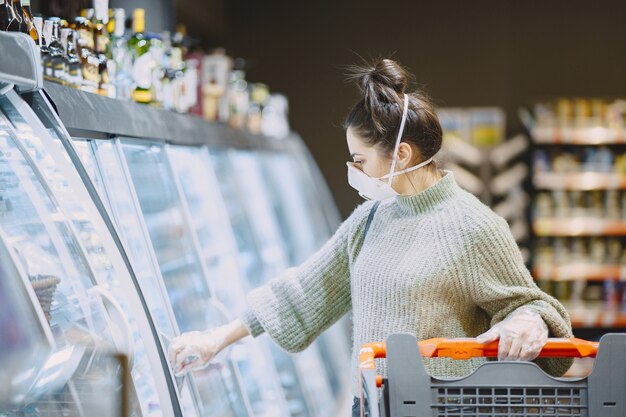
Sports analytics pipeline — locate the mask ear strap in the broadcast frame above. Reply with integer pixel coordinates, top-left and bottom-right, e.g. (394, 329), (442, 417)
(387, 93), (410, 186)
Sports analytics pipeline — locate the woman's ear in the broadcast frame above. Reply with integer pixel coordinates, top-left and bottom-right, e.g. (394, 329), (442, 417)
(396, 142), (414, 168)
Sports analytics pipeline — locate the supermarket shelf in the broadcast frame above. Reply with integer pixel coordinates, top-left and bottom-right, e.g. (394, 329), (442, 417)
(532, 126), (626, 145)
(533, 218), (626, 236)
(41, 81), (303, 152)
(533, 172), (626, 190)
(563, 302), (626, 328)
(533, 263), (624, 281)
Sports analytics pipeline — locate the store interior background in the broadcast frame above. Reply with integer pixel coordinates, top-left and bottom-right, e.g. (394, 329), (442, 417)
(33, 0), (626, 217)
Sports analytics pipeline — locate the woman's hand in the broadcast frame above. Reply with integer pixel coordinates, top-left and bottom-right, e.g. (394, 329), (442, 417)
(476, 307), (548, 361)
(168, 319), (250, 376)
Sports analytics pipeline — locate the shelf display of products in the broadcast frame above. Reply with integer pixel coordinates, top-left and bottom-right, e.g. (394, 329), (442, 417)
(530, 97), (626, 331)
(0, 1), (293, 141)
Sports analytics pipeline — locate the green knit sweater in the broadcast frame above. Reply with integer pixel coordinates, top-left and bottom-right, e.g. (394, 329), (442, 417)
(242, 171), (573, 396)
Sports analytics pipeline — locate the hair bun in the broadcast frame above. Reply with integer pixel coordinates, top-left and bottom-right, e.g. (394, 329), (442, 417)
(347, 58), (411, 134)
(369, 59), (409, 94)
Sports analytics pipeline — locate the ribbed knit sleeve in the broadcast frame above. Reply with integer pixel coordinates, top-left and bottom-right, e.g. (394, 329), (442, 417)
(465, 215), (574, 377)
(241, 203), (371, 353)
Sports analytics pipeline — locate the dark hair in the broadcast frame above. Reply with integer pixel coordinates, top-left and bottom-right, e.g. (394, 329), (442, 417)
(343, 58), (442, 163)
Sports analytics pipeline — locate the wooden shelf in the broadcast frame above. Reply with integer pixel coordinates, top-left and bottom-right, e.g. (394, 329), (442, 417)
(533, 264), (624, 281)
(563, 302), (626, 328)
(532, 126), (626, 145)
(533, 218), (626, 236)
(533, 172), (626, 190)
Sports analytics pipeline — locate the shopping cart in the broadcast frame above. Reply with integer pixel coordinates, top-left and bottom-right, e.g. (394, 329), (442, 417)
(359, 333), (626, 417)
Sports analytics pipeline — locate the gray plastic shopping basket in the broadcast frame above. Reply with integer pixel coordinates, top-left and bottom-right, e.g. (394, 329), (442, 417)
(359, 333), (626, 417)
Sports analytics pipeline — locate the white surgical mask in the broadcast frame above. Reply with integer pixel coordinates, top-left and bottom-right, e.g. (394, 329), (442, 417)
(347, 94), (435, 201)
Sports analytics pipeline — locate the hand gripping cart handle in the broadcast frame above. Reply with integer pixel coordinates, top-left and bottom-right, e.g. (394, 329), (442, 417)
(359, 334), (626, 417)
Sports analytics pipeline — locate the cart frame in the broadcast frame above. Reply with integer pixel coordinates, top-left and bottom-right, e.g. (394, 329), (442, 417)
(359, 333), (626, 417)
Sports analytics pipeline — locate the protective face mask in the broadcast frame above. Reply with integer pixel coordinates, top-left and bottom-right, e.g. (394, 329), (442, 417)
(347, 94), (435, 201)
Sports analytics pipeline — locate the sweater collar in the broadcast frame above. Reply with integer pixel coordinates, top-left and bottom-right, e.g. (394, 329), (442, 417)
(394, 170), (460, 214)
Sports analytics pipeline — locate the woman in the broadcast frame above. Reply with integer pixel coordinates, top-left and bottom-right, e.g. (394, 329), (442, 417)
(169, 58), (573, 415)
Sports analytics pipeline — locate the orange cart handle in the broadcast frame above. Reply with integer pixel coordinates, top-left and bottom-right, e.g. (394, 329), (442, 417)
(359, 337), (599, 371)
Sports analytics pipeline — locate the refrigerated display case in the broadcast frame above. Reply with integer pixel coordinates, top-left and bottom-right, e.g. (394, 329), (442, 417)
(164, 144), (294, 417)
(0, 92), (175, 417)
(0, 31), (349, 417)
(70, 138), (204, 417)
(257, 152), (351, 398)
(209, 148), (336, 417)
(120, 139), (285, 417)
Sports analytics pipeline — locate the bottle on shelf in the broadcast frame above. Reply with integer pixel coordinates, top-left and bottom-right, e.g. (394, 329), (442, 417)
(92, 0), (113, 97)
(127, 8), (153, 104)
(110, 8), (132, 100)
(75, 15), (98, 93)
(227, 61), (249, 129)
(19, 0), (36, 41)
(49, 18), (68, 83)
(32, 15), (42, 48)
(61, 28), (82, 88)
(2, 0), (22, 32)
(147, 33), (165, 107)
(247, 83), (269, 134)
(0, 1), (8, 32)
(41, 19), (54, 80)
(201, 48), (232, 121)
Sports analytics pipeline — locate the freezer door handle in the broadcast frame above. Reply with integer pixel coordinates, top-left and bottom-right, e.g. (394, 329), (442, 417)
(92, 285), (136, 370)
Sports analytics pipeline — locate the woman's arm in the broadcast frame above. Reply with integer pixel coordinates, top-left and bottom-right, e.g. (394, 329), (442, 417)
(169, 202), (374, 374)
(242, 202), (374, 352)
(464, 215), (573, 376)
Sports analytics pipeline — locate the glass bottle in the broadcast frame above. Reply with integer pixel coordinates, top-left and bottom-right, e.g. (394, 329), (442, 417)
(111, 8), (132, 100)
(32, 15), (42, 48)
(41, 19), (54, 79)
(0, 1), (9, 32)
(227, 66), (249, 129)
(19, 0), (36, 40)
(62, 28), (82, 88)
(128, 8), (153, 104)
(75, 16), (98, 92)
(4, 0), (21, 32)
(93, 0), (112, 96)
(47, 18), (67, 83)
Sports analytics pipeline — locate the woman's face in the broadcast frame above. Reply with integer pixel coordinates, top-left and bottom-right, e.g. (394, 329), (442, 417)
(346, 127), (392, 179)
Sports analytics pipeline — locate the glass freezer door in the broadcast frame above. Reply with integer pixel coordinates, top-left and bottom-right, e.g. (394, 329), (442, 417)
(0, 98), (148, 416)
(72, 138), (201, 417)
(208, 148), (321, 417)
(0, 229), (54, 409)
(259, 152), (350, 400)
(165, 144), (291, 417)
(3, 92), (175, 417)
(119, 139), (251, 417)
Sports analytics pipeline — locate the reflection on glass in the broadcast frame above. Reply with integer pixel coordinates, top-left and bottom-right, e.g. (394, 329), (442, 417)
(0, 232), (52, 409)
(2, 96), (161, 416)
(167, 145), (289, 417)
(121, 140), (246, 417)
(208, 148), (317, 417)
(0, 104), (134, 415)
(74, 139), (200, 417)
(258, 152), (348, 403)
